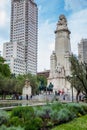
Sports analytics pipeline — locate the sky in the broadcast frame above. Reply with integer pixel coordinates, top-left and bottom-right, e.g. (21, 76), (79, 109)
(0, 0), (87, 72)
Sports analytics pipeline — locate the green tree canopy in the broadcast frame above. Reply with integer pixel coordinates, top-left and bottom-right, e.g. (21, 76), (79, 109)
(37, 75), (47, 92)
(67, 54), (87, 101)
(0, 56), (11, 77)
(15, 73), (38, 95)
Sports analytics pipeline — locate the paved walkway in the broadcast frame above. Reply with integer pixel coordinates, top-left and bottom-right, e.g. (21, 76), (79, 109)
(0, 94), (75, 110)
(0, 102), (47, 110)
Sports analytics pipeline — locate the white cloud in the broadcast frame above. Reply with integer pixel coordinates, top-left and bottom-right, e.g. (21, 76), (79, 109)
(0, 0), (8, 8)
(64, 0), (87, 11)
(49, 42), (55, 52)
(0, 0), (10, 56)
(38, 20), (55, 71)
(0, 0), (10, 27)
(0, 11), (8, 27)
(68, 9), (87, 54)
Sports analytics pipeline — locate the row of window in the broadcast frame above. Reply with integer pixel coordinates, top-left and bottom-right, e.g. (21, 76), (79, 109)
(13, 69), (25, 74)
(14, 63), (25, 68)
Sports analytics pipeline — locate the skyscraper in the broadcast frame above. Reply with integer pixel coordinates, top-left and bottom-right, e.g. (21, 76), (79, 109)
(78, 39), (87, 63)
(3, 0), (38, 75)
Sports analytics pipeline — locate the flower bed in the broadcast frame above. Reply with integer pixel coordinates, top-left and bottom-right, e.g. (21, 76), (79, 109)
(0, 102), (87, 130)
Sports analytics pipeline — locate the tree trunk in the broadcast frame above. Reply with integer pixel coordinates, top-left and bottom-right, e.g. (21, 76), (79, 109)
(76, 91), (80, 102)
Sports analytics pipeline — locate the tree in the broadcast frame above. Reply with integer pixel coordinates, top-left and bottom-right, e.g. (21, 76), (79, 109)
(37, 75), (47, 93)
(15, 74), (47, 95)
(0, 56), (12, 99)
(66, 75), (82, 102)
(15, 73), (38, 95)
(67, 54), (87, 102)
(0, 56), (11, 77)
(26, 73), (38, 95)
(0, 74), (17, 99)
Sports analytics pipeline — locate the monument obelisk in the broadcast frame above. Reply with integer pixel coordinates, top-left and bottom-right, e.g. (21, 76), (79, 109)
(48, 14), (71, 93)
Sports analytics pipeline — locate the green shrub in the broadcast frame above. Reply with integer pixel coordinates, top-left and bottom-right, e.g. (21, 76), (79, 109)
(23, 107), (35, 121)
(11, 106), (35, 120)
(24, 117), (43, 130)
(50, 110), (59, 123)
(50, 107), (75, 125)
(58, 108), (74, 123)
(33, 117), (43, 129)
(67, 103), (85, 116)
(0, 110), (9, 125)
(0, 125), (24, 130)
(46, 121), (54, 128)
(50, 101), (64, 111)
(11, 107), (24, 118)
(8, 116), (23, 127)
(81, 104), (87, 113)
(35, 106), (52, 119)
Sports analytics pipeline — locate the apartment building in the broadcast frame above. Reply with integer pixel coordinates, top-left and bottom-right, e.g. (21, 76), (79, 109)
(78, 39), (87, 63)
(3, 0), (38, 75)
(3, 42), (26, 75)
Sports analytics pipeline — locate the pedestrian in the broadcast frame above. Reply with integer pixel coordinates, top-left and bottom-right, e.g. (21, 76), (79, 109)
(30, 95), (32, 99)
(26, 94), (28, 100)
(63, 94), (65, 100)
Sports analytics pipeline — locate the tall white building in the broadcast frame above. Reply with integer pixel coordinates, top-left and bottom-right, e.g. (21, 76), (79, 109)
(3, 42), (26, 75)
(3, 0), (38, 75)
(78, 39), (87, 63)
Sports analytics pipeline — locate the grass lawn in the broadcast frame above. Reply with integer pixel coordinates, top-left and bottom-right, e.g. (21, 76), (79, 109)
(52, 115), (87, 130)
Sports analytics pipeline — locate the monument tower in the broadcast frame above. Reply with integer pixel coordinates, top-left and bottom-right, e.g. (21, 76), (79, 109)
(48, 15), (71, 92)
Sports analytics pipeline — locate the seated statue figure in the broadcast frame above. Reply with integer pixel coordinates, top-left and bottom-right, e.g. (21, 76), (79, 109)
(58, 14), (67, 27)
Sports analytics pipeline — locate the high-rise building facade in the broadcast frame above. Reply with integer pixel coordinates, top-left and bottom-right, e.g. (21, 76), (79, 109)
(78, 39), (87, 63)
(3, 0), (38, 75)
(3, 42), (26, 75)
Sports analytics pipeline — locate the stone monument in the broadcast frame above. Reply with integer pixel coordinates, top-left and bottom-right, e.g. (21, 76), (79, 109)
(48, 14), (71, 93)
(22, 79), (32, 99)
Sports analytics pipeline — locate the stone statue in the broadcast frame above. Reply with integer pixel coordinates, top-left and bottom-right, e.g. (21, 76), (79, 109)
(55, 64), (62, 73)
(22, 79), (32, 100)
(58, 14), (67, 26)
(55, 64), (65, 77)
(55, 14), (68, 33)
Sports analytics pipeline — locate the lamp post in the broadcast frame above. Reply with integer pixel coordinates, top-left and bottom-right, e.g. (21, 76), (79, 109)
(45, 85), (47, 102)
(70, 75), (74, 102)
(71, 75), (76, 102)
(72, 85), (73, 102)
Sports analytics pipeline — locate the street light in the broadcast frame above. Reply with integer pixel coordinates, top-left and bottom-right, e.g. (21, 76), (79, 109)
(72, 85), (73, 102)
(71, 74), (76, 102)
(68, 75), (74, 102)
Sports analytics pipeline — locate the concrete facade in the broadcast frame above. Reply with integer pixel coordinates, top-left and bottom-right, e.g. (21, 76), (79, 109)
(3, 0), (38, 75)
(3, 42), (26, 75)
(48, 15), (71, 93)
(78, 39), (87, 63)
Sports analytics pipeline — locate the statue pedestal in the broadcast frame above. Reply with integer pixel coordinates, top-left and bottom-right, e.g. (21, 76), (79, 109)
(22, 79), (32, 100)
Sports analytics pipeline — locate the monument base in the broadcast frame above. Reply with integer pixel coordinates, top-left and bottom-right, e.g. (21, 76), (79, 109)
(48, 76), (71, 94)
